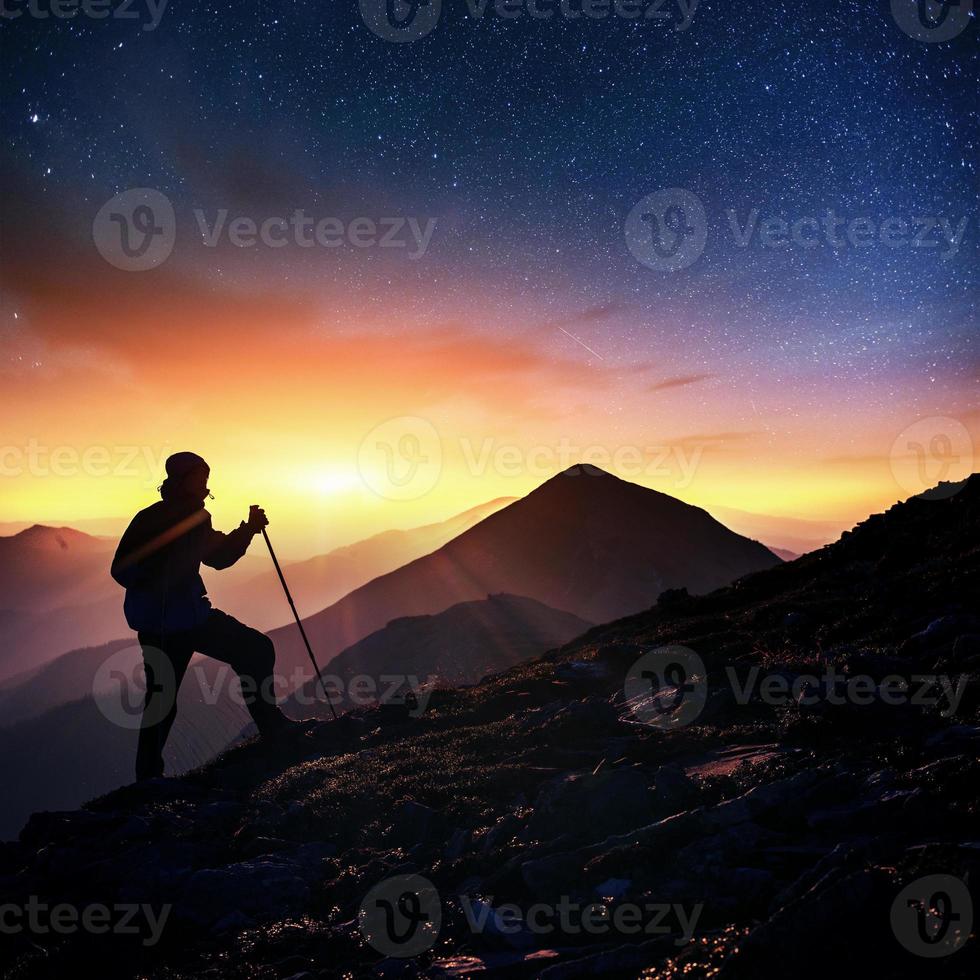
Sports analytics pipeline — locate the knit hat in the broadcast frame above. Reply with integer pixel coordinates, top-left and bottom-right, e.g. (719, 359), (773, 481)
(165, 452), (210, 480)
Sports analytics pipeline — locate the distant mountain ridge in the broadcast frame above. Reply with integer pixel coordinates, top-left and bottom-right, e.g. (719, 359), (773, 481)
(269, 464), (781, 685)
(0, 499), (513, 682)
(289, 593), (593, 714)
(210, 496), (514, 623)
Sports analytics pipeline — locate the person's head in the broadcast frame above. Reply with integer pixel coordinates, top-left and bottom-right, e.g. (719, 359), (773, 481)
(160, 452), (210, 504)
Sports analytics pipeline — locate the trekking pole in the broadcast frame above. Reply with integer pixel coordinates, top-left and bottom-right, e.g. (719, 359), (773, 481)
(260, 525), (339, 722)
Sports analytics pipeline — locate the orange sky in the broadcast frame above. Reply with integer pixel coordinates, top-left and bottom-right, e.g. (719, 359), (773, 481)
(3, 263), (976, 556)
(1, 175), (976, 556)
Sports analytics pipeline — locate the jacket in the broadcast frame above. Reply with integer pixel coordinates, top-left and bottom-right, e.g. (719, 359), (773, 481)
(111, 498), (255, 633)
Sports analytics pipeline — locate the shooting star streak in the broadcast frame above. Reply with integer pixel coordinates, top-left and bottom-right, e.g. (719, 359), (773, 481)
(557, 326), (604, 360)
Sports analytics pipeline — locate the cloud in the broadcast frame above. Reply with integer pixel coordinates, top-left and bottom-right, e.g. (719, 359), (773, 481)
(550, 303), (630, 328)
(668, 431), (758, 450)
(648, 373), (716, 392)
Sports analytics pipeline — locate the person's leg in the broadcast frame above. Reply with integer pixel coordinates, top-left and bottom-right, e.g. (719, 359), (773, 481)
(193, 609), (290, 733)
(135, 634), (193, 781)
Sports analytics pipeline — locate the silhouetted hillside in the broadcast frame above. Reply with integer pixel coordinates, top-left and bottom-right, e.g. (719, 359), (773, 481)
(288, 593), (592, 714)
(4, 478), (975, 977)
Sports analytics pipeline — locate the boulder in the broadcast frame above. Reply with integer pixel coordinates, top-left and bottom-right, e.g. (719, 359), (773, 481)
(526, 768), (656, 842)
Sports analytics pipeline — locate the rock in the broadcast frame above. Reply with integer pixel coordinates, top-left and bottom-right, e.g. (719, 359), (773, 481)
(550, 697), (621, 735)
(952, 632), (980, 654)
(214, 909), (254, 933)
(483, 813), (523, 852)
(387, 800), (437, 848)
(924, 724), (980, 749)
(19, 810), (125, 848)
(555, 661), (611, 681)
(461, 897), (536, 948)
(595, 877), (631, 899)
(658, 586), (691, 607)
(901, 614), (980, 654)
(537, 937), (676, 977)
(727, 868), (892, 977)
(526, 768), (656, 842)
(521, 851), (584, 897)
(444, 827), (470, 861)
(177, 858), (312, 926)
(432, 951), (561, 976)
(654, 764), (697, 809)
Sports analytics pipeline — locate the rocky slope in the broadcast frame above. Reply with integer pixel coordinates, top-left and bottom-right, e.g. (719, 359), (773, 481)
(1, 477), (978, 978)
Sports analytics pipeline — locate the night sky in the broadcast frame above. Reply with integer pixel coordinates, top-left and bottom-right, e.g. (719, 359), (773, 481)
(1, 0), (977, 548)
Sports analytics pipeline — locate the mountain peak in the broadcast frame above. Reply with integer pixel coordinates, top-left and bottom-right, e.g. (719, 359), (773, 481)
(4, 525), (101, 551)
(553, 462), (616, 479)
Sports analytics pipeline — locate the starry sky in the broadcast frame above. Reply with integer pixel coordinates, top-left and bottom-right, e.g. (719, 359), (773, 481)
(1, 0), (977, 554)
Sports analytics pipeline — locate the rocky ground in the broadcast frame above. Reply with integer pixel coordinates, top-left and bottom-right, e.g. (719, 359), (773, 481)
(2, 478), (978, 978)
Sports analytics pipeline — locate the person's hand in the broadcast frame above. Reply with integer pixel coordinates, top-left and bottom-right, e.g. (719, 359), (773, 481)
(246, 504), (269, 533)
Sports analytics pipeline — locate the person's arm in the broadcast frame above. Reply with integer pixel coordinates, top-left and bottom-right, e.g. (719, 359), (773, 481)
(201, 518), (254, 570)
(202, 507), (267, 569)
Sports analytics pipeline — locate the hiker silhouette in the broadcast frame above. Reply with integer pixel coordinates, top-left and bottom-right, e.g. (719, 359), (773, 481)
(111, 452), (297, 781)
